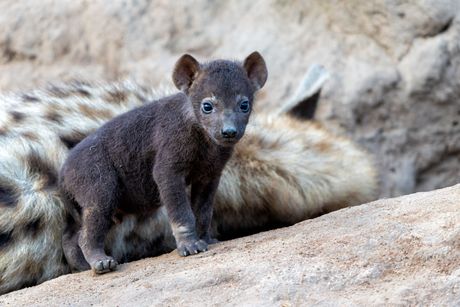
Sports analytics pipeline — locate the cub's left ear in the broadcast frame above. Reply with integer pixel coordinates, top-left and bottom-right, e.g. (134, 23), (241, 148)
(243, 51), (268, 91)
(172, 54), (200, 92)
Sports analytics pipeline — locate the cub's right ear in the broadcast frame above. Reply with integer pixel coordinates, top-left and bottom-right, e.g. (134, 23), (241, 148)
(243, 51), (268, 91)
(172, 54), (200, 92)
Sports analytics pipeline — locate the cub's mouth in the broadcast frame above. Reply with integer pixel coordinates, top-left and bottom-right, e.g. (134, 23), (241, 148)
(209, 135), (240, 147)
(218, 138), (239, 146)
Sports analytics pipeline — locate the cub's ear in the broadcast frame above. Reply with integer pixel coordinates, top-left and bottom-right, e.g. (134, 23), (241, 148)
(172, 54), (200, 92)
(243, 51), (268, 91)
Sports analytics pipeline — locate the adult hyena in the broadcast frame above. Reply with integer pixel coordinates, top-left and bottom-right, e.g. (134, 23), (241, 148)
(0, 65), (377, 294)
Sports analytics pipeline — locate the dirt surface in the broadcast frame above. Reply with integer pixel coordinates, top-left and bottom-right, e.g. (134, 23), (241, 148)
(1, 1), (459, 197)
(1, 184), (459, 306)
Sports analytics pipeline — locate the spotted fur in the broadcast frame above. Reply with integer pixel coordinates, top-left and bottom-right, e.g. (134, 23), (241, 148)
(0, 81), (171, 294)
(0, 73), (377, 294)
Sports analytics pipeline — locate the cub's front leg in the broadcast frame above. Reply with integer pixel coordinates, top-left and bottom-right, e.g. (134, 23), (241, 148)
(152, 165), (207, 256)
(191, 178), (220, 245)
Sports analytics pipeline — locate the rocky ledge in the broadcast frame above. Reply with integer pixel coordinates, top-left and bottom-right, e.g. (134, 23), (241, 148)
(1, 184), (459, 306)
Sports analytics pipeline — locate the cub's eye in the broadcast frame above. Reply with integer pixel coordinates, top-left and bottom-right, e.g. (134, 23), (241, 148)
(201, 101), (214, 114)
(240, 99), (250, 113)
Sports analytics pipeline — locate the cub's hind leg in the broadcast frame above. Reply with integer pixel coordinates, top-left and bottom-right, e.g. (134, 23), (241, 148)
(62, 161), (120, 274)
(77, 188), (119, 274)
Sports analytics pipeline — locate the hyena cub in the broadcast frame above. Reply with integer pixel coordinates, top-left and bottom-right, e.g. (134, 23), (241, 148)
(59, 52), (267, 273)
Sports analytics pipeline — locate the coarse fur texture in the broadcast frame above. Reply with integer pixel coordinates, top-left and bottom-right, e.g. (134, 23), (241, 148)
(0, 67), (377, 294)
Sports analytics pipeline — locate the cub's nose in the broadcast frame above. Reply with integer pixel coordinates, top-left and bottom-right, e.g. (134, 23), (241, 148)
(221, 127), (237, 138)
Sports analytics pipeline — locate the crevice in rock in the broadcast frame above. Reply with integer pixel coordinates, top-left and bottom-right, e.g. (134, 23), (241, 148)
(438, 17), (453, 35)
(421, 17), (453, 39)
(397, 17), (454, 62)
(415, 149), (460, 191)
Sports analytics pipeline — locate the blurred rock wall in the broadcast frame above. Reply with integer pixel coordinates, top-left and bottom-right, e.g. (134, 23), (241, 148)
(1, 0), (459, 197)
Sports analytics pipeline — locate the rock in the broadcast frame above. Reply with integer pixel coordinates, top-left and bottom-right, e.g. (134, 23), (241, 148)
(0, 1), (459, 197)
(1, 184), (459, 306)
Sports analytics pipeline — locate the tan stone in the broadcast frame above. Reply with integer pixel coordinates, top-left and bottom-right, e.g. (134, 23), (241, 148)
(1, 184), (459, 306)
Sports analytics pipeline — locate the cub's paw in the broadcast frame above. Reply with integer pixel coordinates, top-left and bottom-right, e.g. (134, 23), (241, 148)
(91, 257), (118, 274)
(177, 239), (208, 257)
